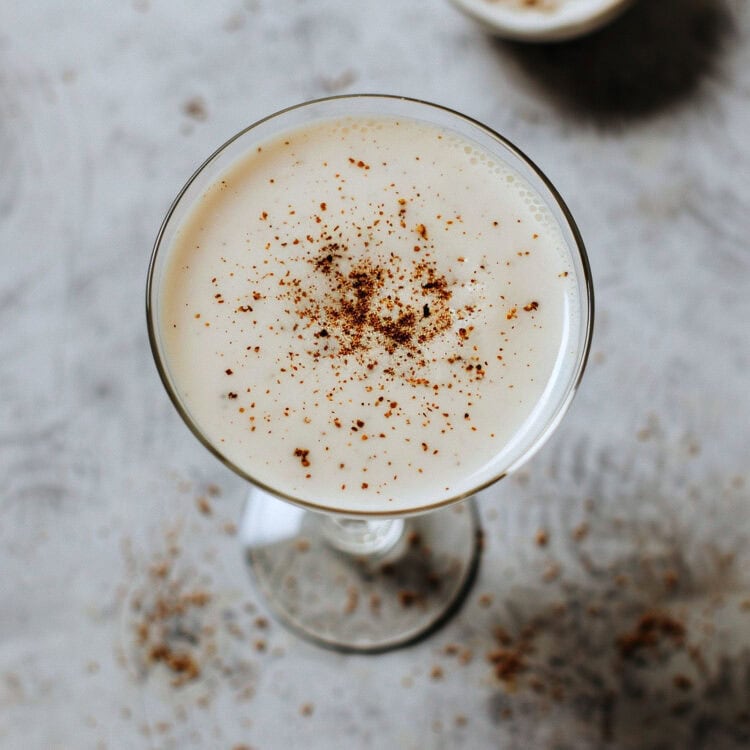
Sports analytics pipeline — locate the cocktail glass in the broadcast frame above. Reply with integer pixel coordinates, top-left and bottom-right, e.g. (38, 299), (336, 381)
(146, 95), (593, 652)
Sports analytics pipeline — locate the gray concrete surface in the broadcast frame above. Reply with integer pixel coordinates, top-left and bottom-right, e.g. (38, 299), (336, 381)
(2, 1), (749, 748)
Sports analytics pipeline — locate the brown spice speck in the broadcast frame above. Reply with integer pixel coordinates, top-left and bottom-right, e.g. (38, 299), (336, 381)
(616, 612), (686, 658)
(487, 648), (525, 683)
(183, 97), (207, 121)
(571, 523), (589, 542)
(343, 586), (359, 615)
(149, 646), (201, 685)
(293, 448), (311, 468)
(398, 590), (422, 607)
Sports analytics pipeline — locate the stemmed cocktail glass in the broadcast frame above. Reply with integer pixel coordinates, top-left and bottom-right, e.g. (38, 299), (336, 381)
(146, 95), (593, 652)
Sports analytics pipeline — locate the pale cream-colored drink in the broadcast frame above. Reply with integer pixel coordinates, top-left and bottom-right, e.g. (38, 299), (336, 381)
(159, 115), (582, 513)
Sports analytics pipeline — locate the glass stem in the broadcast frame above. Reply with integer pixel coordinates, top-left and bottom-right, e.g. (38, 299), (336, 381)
(318, 515), (405, 557)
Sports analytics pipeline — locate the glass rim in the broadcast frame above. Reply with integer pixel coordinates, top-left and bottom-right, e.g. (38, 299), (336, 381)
(146, 93), (594, 518)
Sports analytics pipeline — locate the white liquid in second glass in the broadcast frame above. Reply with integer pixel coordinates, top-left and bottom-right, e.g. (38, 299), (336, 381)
(159, 116), (581, 513)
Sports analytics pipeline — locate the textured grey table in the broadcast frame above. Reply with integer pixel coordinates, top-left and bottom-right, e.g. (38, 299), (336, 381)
(2, 1), (750, 748)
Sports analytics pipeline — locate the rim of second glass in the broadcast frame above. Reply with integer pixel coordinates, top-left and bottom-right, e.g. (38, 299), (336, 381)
(146, 93), (594, 518)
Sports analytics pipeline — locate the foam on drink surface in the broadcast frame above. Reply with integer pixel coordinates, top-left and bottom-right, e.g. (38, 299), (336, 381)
(160, 116), (580, 513)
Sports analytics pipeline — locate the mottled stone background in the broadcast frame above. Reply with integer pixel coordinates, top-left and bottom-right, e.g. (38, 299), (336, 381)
(2, 1), (749, 748)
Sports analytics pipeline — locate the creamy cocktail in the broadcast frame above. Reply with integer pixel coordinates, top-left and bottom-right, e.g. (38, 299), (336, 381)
(158, 115), (581, 514)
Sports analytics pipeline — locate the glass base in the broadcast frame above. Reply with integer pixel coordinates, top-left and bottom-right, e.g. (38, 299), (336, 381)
(240, 487), (481, 653)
